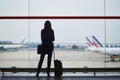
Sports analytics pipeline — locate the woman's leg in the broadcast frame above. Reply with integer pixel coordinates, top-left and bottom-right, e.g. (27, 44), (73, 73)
(36, 54), (45, 76)
(47, 53), (52, 76)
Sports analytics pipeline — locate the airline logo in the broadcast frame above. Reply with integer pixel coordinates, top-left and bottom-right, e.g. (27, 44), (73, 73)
(86, 36), (103, 48)
(92, 36), (103, 48)
(86, 37), (93, 47)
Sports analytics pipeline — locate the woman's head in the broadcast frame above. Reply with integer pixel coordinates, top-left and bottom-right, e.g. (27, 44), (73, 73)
(44, 20), (52, 30)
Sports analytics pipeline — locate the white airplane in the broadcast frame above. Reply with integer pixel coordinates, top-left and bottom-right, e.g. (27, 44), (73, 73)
(0, 39), (25, 51)
(85, 36), (120, 56)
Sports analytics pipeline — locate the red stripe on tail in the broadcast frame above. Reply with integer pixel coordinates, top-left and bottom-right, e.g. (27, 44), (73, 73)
(93, 41), (98, 48)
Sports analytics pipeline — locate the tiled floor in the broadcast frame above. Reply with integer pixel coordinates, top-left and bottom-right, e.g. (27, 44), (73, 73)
(1, 76), (120, 80)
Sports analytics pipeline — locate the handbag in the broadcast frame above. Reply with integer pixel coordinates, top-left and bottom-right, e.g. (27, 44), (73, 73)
(37, 44), (43, 54)
(37, 43), (53, 54)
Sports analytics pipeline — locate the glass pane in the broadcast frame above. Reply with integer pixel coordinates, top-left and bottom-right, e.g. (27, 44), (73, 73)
(29, 20), (105, 68)
(0, 20), (29, 68)
(106, 0), (120, 16)
(106, 20), (120, 68)
(0, 0), (28, 16)
(30, 0), (104, 16)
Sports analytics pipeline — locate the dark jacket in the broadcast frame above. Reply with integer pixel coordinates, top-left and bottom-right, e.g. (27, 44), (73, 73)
(41, 29), (55, 53)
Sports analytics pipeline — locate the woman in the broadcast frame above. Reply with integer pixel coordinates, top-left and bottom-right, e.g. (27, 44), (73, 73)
(36, 20), (55, 77)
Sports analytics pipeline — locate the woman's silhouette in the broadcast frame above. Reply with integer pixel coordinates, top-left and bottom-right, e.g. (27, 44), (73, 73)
(36, 20), (55, 77)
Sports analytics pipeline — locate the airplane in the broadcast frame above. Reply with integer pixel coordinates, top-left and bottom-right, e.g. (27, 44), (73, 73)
(85, 36), (120, 56)
(0, 39), (25, 51)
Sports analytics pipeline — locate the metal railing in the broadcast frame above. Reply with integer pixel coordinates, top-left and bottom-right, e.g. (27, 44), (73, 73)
(0, 68), (120, 76)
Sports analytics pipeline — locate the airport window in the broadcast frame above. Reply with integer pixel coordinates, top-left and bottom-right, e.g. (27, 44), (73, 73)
(0, 0), (120, 76)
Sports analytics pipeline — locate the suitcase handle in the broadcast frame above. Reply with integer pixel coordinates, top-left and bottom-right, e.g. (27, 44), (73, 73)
(53, 49), (55, 61)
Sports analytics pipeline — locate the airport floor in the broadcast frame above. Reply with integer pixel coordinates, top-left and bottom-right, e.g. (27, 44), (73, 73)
(1, 76), (120, 80)
(0, 72), (120, 80)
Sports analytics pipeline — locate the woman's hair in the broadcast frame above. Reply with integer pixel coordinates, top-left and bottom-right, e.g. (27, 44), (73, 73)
(44, 20), (52, 30)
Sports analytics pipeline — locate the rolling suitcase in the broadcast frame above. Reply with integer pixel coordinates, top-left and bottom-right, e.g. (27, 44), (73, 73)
(53, 51), (63, 77)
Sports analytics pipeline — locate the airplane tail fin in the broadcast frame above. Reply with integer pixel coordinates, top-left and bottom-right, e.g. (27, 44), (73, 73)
(92, 35), (103, 48)
(85, 37), (93, 47)
(20, 39), (25, 44)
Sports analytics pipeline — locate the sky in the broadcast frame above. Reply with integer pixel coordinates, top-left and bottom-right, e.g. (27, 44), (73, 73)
(0, 0), (120, 44)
